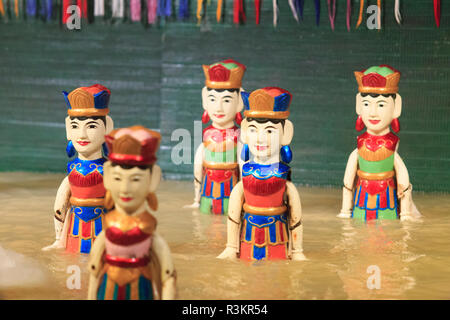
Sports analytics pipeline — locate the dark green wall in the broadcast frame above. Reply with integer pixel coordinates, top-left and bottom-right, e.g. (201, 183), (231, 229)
(0, 0), (449, 192)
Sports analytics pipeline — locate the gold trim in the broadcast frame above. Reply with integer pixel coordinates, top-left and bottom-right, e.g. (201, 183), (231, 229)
(70, 197), (104, 207)
(243, 203), (287, 215)
(358, 145), (394, 162)
(202, 161), (239, 170)
(68, 107), (109, 117)
(244, 110), (290, 119)
(357, 170), (395, 180)
(354, 71), (400, 94)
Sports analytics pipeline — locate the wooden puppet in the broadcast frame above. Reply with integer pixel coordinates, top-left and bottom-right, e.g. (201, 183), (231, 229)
(186, 59), (246, 215)
(217, 87), (306, 261)
(87, 125), (177, 300)
(42, 84), (114, 254)
(337, 65), (420, 221)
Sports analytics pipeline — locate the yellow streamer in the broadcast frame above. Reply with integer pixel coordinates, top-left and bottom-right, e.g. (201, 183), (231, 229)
(197, 0), (203, 24)
(356, 0), (364, 28)
(377, 0), (381, 30)
(217, 0), (223, 22)
(0, 0), (5, 17)
(15, 0), (19, 18)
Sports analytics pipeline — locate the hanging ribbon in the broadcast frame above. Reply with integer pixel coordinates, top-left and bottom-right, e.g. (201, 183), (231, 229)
(178, 0), (189, 19)
(377, 0), (381, 30)
(148, 0), (157, 23)
(327, 0), (336, 30)
(94, 0), (104, 17)
(356, 0), (364, 28)
(314, 0), (320, 26)
(394, 0), (401, 24)
(196, 0), (203, 24)
(157, 0), (172, 17)
(112, 0), (124, 18)
(288, 0), (299, 22)
(77, 0), (87, 19)
(0, 1), (4, 17)
(26, 0), (37, 17)
(62, 0), (70, 24)
(15, 0), (19, 18)
(434, 0), (440, 27)
(346, 0), (351, 31)
(39, 0), (53, 21)
(254, 0), (261, 24)
(233, 0), (245, 25)
(130, 0), (141, 22)
(217, 0), (223, 22)
(273, 0), (277, 26)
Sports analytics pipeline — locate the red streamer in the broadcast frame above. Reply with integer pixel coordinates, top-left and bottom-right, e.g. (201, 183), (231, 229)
(255, 0), (261, 24)
(434, 0), (441, 27)
(233, 0), (246, 24)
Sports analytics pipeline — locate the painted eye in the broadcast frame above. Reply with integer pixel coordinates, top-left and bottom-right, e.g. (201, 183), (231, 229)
(132, 177), (141, 182)
(378, 103), (385, 108)
(364, 102), (369, 107)
(266, 129), (273, 134)
(114, 177), (121, 181)
(209, 98), (215, 102)
(223, 99), (231, 103)
(88, 124), (98, 129)
(71, 124), (78, 129)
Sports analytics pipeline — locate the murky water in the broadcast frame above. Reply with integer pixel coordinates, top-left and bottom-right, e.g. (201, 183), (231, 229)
(0, 172), (449, 300)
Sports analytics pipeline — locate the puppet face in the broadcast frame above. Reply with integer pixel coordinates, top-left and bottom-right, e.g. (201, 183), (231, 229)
(244, 120), (284, 159)
(356, 93), (402, 134)
(104, 165), (152, 214)
(65, 116), (113, 157)
(202, 87), (243, 126)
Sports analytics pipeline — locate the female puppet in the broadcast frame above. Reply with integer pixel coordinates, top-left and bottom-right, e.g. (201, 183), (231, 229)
(338, 65), (420, 221)
(42, 84), (114, 254)
(186, 59), (246, 215)
(217, 87), (306, 261)
(87, 125), (177, 300)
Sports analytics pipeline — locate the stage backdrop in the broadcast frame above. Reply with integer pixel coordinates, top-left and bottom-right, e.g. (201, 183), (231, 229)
(0, 0), (449, 192)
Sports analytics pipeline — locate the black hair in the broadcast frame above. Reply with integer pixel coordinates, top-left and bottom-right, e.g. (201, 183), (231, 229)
(360, 92), (396, 100)
(111, 162), (153, 172)
(246, 117), (286, 128)
(70, 116), (107, 126)
(206, 87), (240, 93)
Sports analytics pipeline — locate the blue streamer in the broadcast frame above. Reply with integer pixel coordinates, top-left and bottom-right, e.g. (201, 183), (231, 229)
(39, 0), (53, 21)
(314, 0), (320, 25)
(178, 0), (189, 19)
(297, 0), (304, 20)
(157, 0), (172, 17)
(26, 0), (37, 17)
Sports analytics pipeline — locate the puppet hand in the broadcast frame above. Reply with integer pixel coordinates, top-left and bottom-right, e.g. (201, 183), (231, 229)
(337, 211), (352, 219)
(183, 202), (200, 209)
(217, 247), (238, 260)
(291, 251), (308, 261)
(42, 240), (64, 251)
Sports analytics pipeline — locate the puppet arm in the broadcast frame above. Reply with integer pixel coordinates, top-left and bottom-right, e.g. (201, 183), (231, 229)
(87, 231), (106, 300)
(152, 232), (177, 300)
(217, 181), (244, 260)
(184, 144), (204, 208)
(394, 152), (419, 221)
(42, 176), (71, 250)
(286, 181), (307, 261)
(338, 148), (358, 218)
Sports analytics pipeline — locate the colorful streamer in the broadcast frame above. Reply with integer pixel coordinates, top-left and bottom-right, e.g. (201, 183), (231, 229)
(233, 0), (245, 25)
(346, 0), (351, 31)
(0, 1), (5, 17)
(356, 0), (364, 28)
(217, 0), (223, 22)
(434, 0), (440, 27)
(314, 0), (320, 26)
(148, 0), (158, 23)
(196, 0), (203, 24)
(94, 0), (104, 17)
(112, 0), (124, 18)
(26, 0), (37, 17)
(62, 0), (70, 24)
(327, 0), (336, 30)
(377, 0), (381, 30)
(39, 0), (53, 21)
(130, 0), (141, 22)
(394, 0), (401, 24)
(15, 0), (19, 18)
(289, 0), (304, 23)
(288, 0), (299, 22)
(77, 0), (87, 19)
(254, 0), (261, 24)
(157, 0), (172, 17)
(273, 0), (278, 27)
